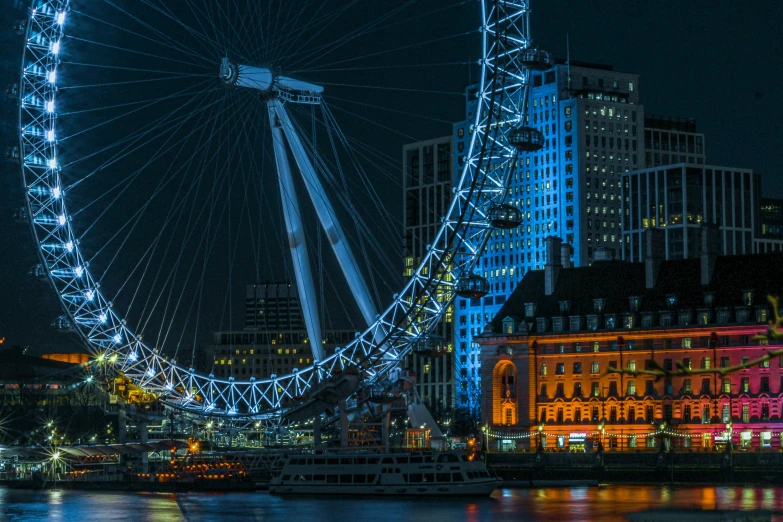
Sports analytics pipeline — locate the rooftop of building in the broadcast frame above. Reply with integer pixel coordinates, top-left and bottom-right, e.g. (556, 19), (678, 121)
(622, 163), (755, 176)
(644, 113), (698, 133)
(489, 248), (783, 335)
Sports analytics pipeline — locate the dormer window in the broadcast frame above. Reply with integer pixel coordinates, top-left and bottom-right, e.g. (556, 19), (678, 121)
(536, 317), (548, 332)
(502, 316), (518, 335)
(605, 315), (616, 329)
(704, 293), (715, 307)
(552, 317), (564, 333)
(559, 300), (571, 313)
(742, 291), (754, 306)
(629, 296), (642, 312)
(525, 302), (536, 318)
(666, 295), (678, 309)
(594, 298), (607, 313)
(569, 316), (582, 331)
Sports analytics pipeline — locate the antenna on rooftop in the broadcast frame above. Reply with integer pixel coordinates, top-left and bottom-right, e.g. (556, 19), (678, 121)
(566, 33), (572, 95)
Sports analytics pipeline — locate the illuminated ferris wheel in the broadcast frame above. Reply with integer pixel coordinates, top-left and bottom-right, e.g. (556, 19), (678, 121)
(15, 0), (552, 419)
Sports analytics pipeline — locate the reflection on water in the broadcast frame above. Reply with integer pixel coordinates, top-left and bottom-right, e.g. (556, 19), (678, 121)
(1, 486), (782, 522)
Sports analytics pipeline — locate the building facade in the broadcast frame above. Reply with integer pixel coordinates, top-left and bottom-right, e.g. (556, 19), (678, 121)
(211, 329), (354, 383)
(644, 114), (705, 167)
(452, 61), (645, 410)
(478, 235), (783, 452)
(756, 198), (783, 253)
(402, 137), (454, 410)
(244, 283), (304, 331)
(622, 165), (760, 262)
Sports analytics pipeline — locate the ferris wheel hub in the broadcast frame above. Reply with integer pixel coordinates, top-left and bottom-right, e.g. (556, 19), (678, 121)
(220, 58), (323, 104)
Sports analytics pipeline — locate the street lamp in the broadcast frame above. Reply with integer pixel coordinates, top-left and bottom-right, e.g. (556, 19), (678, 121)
(50, 451), (61, 490)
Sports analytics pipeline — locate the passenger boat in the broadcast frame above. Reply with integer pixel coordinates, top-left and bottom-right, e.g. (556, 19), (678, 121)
(269, 451), (500, 496)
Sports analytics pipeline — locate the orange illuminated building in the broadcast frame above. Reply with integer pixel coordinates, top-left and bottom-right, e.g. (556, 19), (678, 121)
(478, 233), (783, 452)
(41, 352), (89, 365)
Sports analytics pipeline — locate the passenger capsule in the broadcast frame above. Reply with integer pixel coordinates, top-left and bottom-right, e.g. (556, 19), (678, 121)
(488, 204), (523, 229)
(29, 264), (47, 279)
(52, 315), (73, 332)
(455, 273), (490, 299)
(509, 126), (544, 152)
(412, 333), (448, 359)
(366, 383), (401, 404)
(520, 48), (555, 71)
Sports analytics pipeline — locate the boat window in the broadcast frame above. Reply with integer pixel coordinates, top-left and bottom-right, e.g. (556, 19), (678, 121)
(395, 468), (401, 473)
(409, 473), (423, 482)
(452, 473), (464, 482)
(326, 475), (338, 483)
(424, 456), (435, 463)
(367, 474), (377, 483)
(437, 473), (450, 482)
(313, 458), (325, 465)
(467, 472), (474, 479)
(440, 454), (460, 463)
(282, 475), (291, 481)
(354, 457), (366, 465)
(381, 457), (394, 464)
(409, 457), (423, 463)
(339, 474), (352, 483)
(459, 455), (471, 462)
(313, 474), (325, 481)
(395, 456), (409, 464)
(367, 457), (380, 465)
(424, 473), (435, 482)
(354, 474), (367, 484)
(327, 458), (339, 465)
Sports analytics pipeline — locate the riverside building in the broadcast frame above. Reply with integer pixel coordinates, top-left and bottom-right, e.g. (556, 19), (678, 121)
(477, 234), (783, 452)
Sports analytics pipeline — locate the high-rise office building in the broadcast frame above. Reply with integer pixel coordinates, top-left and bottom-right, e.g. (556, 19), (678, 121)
(402, 137), (454, 410)
(452, 61), (646, 410)
(644, 114), (706, 167)
(244, 283), (304, 332)
(622, 165), (760, 261)
(756, 198), (783, 253)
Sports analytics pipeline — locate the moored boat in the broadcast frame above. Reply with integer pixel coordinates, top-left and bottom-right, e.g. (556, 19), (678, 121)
(269, 451), (499, 496)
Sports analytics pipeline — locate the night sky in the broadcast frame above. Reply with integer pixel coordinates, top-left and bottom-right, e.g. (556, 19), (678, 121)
(0, 0), (780, 355)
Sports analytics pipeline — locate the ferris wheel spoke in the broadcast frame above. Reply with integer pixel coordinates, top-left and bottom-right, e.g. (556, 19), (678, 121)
(284, 0), (420, 72)
(83, 90), (232, 265)
(65, 35), (207, 69)
(72, 8), (213, 65)
(59, 74), (211, 91)
(269, 0), (327, 65)
(268, 0), (359, 68)
(293, 61), (471, 74)
(60, 77), (216, 144)
(137, 0), (225, 60)
(292, 26), (472, 74)
(64, 84), (223, 191)
(325, 93), (456, 125)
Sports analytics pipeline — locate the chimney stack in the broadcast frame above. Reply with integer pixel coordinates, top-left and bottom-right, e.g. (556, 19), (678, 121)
(544, 236), (562, 296)
(700, 224), (720, 285)
(561, 243), (573, 269)
(644, 228), (664, 289)
(593, 247), (615, 262)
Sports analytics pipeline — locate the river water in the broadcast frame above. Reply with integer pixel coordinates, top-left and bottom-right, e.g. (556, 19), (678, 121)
(1, 485), (782, 521)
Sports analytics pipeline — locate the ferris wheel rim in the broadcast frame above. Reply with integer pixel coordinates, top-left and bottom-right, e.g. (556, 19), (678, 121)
(18, 0), (530, 419)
